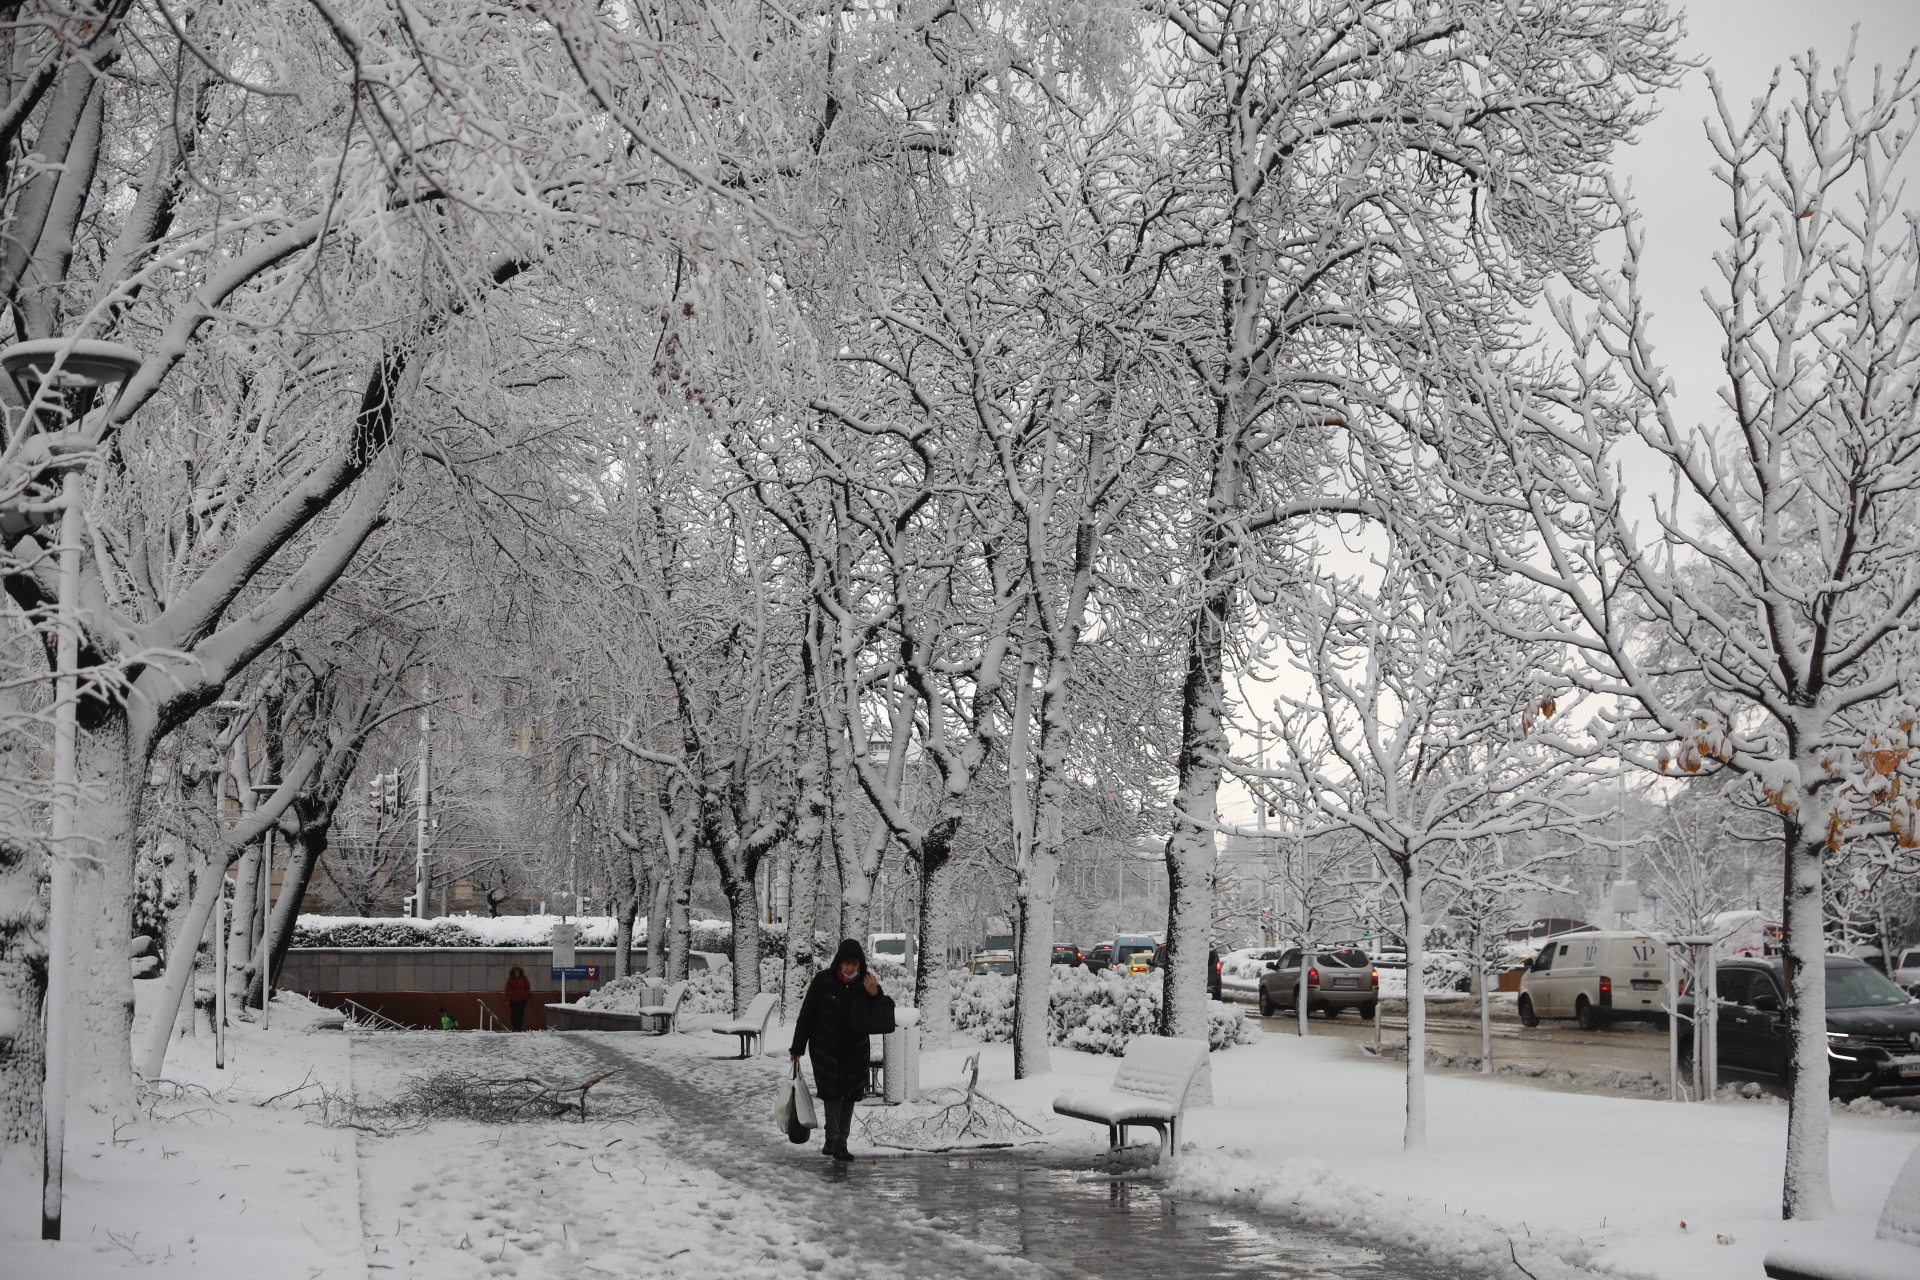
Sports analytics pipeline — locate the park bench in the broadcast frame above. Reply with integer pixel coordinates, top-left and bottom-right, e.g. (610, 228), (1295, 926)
(712, 991), (781, 1057)
(636, 980), (688, 1034)
(1052, 1035), (1209, 1159)
(1765, 1137), (1920, 1280)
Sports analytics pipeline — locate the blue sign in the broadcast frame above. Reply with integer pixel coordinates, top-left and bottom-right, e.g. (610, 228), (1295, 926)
(551, 966), (599, 980)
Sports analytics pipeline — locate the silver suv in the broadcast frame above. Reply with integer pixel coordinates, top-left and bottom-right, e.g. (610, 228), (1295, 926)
(1258, 948), (1378, 1020)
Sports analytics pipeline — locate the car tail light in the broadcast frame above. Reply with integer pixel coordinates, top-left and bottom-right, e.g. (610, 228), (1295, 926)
(1599, 976), (1612, 994)
(1370, 968), (1380, 987)
(1307, 967), (1320, 986)
(1214, 959), (1222, 972)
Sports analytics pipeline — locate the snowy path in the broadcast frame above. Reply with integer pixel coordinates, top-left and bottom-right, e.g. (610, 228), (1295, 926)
(349, 1029), (1445, 1280)
(350, 1031), (1048, 1280)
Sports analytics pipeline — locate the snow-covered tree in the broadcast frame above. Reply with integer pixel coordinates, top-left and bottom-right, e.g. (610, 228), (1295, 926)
(1125, 0), (1679, 1046)
(1252, 548), (1599, 1149)
(1442, 54), (1920, 1217)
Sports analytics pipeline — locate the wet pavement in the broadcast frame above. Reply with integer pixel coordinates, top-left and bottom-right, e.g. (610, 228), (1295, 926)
(565, 1033), (1452, 1280)
(862, 1152), (1440, 1278)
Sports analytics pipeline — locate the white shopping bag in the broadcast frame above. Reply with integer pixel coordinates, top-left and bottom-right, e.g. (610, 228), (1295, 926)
(776, 1060), (817, 1141)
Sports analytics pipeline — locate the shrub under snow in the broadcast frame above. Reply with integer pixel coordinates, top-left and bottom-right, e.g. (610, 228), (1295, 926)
(577, 958), (785, 1016)
(949, 967), (1256, 1054)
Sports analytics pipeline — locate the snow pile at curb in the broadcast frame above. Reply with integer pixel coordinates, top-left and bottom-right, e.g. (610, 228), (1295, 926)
(949, 968), (1257, 1054)
(1170, 1149), (1605, 1279)
(1374, 1040), (1672, 1098)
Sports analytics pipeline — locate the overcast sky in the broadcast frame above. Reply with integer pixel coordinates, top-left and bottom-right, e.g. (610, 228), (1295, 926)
(1616, 0), (1920, 431)
(1216, 3), (1920, 835)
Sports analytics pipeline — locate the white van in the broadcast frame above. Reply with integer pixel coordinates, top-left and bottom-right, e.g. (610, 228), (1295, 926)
(1892, 946), (1920, 994)
(1518, 931), (1670, 1030)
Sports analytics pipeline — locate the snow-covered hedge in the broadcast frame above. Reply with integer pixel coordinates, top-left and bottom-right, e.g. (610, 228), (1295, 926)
(290, 913), (786, 955)
(1376, 952), (1479, 997)
(578, 957), (786, 1016)
(949, 967), (1256, 1054)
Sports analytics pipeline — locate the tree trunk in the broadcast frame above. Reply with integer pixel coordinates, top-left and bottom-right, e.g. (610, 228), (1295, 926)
(1161, 571), (1230, 1045)
(257, 824), (322, 1000)
(722, 863), (761, 1017)
(666, 832), (692, 985)
(0, 832), (46, 1151)
(225, 842), (261, 1015)
(785, 835), (819, 1017)
(67, 714), (139, 1113)
(1402, 857), (1427, 1152)
(613, 893), (639, 980)
(914, 841), (956, 1049)
(1297, 928), (1311, 1039)
(1012, 852), (1055, 1077)
(646, 877), (669, 981)
(1780, 816), (1832, 1219)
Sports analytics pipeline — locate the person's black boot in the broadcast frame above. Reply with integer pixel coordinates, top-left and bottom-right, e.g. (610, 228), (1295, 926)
(830, 1143), (855, 1163)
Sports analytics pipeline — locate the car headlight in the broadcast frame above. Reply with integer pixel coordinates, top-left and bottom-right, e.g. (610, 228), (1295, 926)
(1826, 1032), (1877, 1051)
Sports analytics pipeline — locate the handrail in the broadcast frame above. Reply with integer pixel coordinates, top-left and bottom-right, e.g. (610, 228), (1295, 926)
(338, 998), (409, 1032)
(475, 1000), (507, 1033)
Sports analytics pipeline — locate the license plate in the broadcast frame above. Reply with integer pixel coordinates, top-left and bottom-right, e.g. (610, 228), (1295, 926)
(1330, 977), (1358, 989)
(1631, 980), (1661, 990)
(1897, 1059), (1920, 1078)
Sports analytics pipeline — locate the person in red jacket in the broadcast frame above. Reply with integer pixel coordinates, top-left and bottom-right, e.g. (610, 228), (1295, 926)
(504, 965), (532, 1031)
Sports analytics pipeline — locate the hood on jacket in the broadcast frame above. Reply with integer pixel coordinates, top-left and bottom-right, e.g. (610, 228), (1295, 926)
(830, 938), (868, 974)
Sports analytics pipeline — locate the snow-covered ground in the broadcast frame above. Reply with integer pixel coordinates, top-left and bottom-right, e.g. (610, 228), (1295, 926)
(4, 994), (1915, 1279)
(926, 1027), (1919, 1280)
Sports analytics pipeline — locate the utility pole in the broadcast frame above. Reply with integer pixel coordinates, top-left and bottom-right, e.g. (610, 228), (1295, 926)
(412, 671), (432, 918)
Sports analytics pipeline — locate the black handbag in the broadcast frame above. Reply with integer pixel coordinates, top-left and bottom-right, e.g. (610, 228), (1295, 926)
(856, 991), (897, 1036)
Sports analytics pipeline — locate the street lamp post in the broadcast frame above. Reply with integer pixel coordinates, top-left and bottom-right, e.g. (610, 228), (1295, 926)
(1, 337), (143, 1242)
(247, 783), (281, 1032)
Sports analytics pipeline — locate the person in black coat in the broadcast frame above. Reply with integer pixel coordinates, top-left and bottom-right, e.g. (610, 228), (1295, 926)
(790, 938), (890, 1161)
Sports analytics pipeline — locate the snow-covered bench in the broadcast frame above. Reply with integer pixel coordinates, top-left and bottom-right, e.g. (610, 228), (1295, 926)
(1052, 1034), (1209, 1159)
(636, 980), (688, 1034)
(711, 991), (780, 1058)
(1766, 1139), (1920, 1280)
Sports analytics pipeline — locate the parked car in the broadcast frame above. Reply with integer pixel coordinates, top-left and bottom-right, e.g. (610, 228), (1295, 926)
(1084, 941), (1113, 972)
(1518, 931), (1670, 1030)
(1371, 946), (1408, 971)
(969, 950), (1018, 976)
(1051, 944), (1083, 966)
(1258, 948), (1377, 1019)
(868, 933), (908, 962)
(1110, 934), (1158, 974)
(1677, 956), (1920, 1099)
(1891, 945), (1920, 995)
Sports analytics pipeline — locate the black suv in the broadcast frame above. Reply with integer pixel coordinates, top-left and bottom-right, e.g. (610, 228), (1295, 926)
(1677, 955), (1920, 1099)
(1146, 944), (1223, 1000)
(1051, 944), (1083, 966)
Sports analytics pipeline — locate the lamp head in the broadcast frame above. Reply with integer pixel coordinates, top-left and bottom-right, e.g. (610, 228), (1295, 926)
(1, 338), (143, 443)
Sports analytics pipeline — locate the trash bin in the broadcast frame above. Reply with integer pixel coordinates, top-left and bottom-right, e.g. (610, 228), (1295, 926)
(882, 1008), (921, 1104)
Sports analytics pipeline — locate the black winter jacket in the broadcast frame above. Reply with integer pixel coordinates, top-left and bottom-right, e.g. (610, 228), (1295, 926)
(789, 967), (887, 1100)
